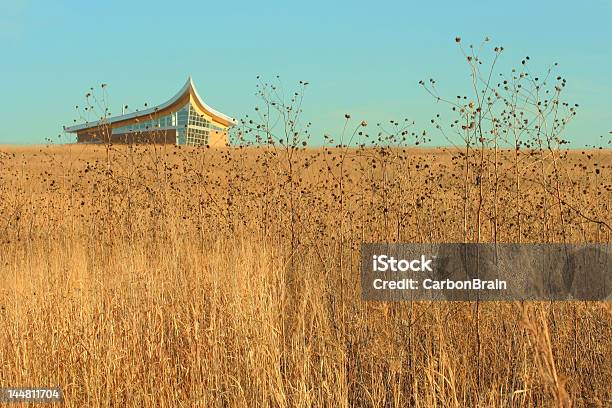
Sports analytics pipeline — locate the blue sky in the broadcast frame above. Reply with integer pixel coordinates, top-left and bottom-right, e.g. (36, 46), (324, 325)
(1, 0), (610, 146)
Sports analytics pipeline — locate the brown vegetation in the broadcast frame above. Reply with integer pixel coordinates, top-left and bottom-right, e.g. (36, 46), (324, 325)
(0, 143), (610, 407)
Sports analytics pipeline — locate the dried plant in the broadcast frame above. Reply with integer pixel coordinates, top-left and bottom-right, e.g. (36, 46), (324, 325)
(0, 40), (610, 407)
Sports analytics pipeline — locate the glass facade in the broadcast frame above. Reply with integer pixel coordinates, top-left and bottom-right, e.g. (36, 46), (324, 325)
(176, 105), (189, 145)
(111, 102), (225, 146)
(185, 105), (225, 146)
(112, 112), (177, 134)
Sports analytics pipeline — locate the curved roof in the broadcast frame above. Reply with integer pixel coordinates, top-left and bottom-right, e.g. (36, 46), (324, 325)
(64, 77), (235, 133)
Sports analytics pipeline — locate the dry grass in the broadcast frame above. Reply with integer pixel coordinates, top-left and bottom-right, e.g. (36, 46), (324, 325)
(0, 144), (610, 407)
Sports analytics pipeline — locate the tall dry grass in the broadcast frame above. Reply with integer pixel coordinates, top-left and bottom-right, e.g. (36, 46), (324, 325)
(0, 143), (610, 407)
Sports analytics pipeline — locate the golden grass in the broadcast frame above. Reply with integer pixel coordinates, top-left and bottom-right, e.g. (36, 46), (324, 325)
(0, 144), (610, 407)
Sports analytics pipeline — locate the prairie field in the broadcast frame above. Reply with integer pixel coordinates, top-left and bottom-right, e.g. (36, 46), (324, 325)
(0, 143), (610, 407)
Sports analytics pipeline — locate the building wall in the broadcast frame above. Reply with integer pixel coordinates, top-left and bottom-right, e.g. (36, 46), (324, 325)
(77, 128), (177, 144)
(77, 128), (112, 144)
(208, 130), (228, 147)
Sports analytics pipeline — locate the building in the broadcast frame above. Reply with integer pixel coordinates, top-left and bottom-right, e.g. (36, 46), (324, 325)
(64, 77), (234, 146)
